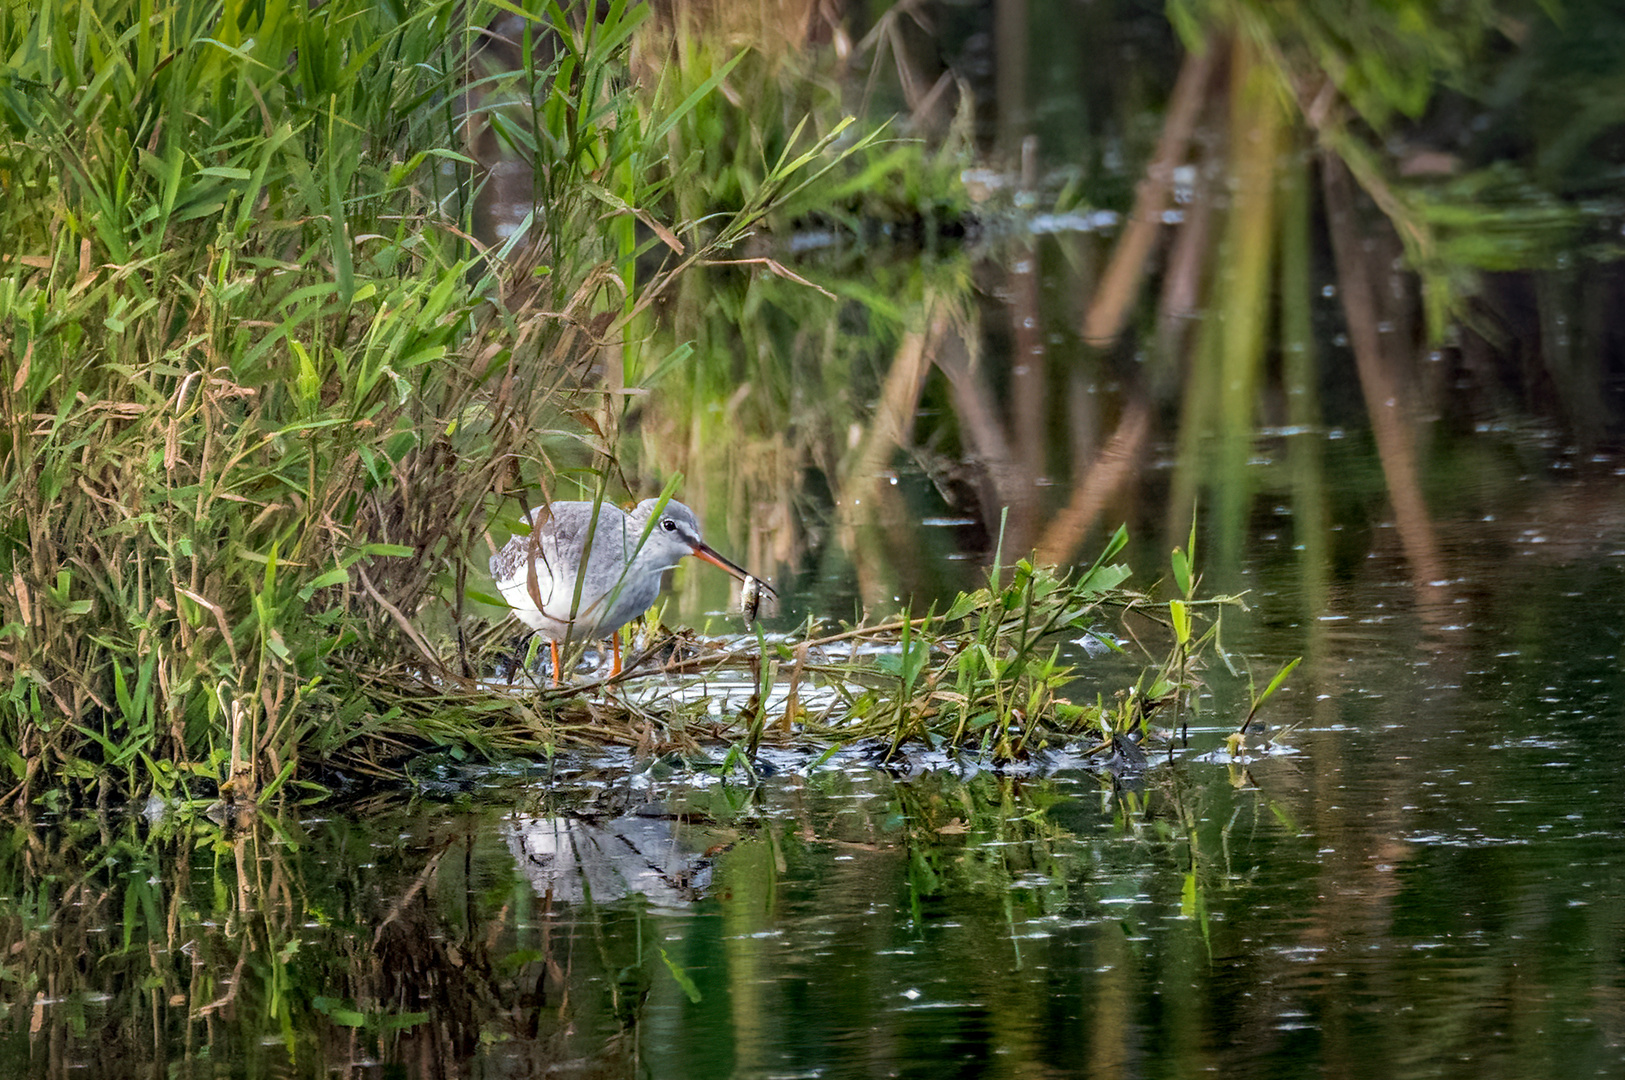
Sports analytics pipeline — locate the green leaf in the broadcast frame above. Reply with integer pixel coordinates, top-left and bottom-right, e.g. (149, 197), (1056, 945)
(1169, 600), (1191, 647)
(359, 543), (415, 558)
(299, 568), (350, 599)
(257, 758), (298, 804)
(1257, 657), (1302, 705)
(1075, 562), (1131, 595)
(648, 50), (747, 145)
(1171, 548), (1191, 598)
(380, 1011), (430, 1031)
(312, 997), (367, 1026)
(112, 660), (133, 720)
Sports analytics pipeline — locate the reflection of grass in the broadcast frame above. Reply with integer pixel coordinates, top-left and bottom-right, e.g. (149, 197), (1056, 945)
(0, 802), (543, 1073)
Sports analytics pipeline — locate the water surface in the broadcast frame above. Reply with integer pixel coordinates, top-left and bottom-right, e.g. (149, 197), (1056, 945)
(6, 515), (1624, 1078)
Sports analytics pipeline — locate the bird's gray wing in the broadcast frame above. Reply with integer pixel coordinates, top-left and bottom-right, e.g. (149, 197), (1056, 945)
(548, 502), (631, 568)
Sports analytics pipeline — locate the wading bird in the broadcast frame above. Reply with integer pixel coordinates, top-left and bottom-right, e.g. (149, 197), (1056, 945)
(490, 498), (772, 682)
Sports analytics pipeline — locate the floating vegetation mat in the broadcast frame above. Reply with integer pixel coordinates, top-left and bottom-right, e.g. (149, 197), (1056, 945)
(334, 530), (1289, 792)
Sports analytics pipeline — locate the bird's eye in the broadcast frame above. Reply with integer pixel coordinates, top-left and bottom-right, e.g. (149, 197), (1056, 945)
(661, 517), (678, 532)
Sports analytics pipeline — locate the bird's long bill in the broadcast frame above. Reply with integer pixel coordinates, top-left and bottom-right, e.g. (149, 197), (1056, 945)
(691, 544), (778, 599)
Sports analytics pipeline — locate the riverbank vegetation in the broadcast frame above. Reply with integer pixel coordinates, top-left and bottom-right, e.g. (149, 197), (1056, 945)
(0, 0), (882, 804)
(5, 0), (1616, 807)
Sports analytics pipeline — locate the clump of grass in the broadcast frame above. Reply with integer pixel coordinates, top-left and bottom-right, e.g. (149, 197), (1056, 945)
(0, 0), (529, 805)
(773, 524), (1235, 763)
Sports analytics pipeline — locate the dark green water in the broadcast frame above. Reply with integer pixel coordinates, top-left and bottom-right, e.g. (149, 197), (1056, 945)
(4, 489), (1624, 1077)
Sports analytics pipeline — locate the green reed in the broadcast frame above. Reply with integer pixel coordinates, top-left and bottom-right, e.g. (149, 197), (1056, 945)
(0, 0), (500, 803)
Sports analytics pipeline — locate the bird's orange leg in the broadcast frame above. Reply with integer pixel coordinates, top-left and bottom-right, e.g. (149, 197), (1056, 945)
(549, 639), (563, 686)
(611, 631), (623, 677)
